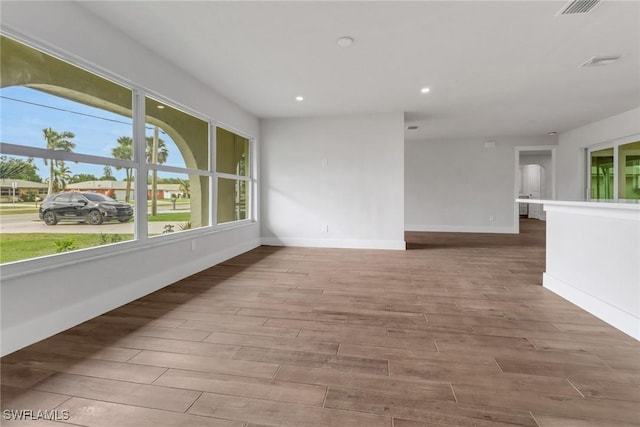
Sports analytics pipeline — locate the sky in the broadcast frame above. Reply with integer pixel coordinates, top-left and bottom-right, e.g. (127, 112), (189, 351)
(0, 86), (185, 181)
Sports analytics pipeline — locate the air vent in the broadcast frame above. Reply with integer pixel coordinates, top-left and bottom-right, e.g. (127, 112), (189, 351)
(580, 55), (621, 67)
(407, 126), (418, 130)
(559, 0), (600, 15)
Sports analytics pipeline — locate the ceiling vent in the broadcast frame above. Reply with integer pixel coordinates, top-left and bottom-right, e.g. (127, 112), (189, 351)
(559, 0), (600, 15)
(580, 55), (621, 67)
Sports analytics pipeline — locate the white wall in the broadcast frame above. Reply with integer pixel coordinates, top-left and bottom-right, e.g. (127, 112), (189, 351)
(557, 107), (640, 201)
(260, 113), (405, 250)
(405, 136), (552, 233)
(1, 2), (261, 356)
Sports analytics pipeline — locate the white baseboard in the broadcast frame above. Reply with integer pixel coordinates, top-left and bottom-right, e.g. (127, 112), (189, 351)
(261, 237), (406, 250)
(405, 224), (516, 234)
(543, 273), (640, 341)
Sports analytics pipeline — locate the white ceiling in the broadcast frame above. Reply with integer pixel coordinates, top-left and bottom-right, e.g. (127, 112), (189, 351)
(79, 1), (640, 141)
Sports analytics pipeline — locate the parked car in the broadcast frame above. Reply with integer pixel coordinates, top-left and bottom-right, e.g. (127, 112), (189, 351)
(39, 191), (133, 225)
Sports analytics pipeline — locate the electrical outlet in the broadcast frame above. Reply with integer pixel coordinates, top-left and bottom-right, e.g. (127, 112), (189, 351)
(322, 224), (329, 233)
(489, 215), (495, 222)
(191, 240), (197, 251)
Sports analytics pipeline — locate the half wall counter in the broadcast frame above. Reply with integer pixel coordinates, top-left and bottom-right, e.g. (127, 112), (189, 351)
(516, 199), (640, 341)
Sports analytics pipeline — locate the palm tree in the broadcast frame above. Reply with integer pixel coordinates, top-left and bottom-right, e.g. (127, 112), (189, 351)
(112, 136), (134, 202)
(111, 133), (169, 208)
(145, 135), (168, 164)
(42, 127), (75, 194)
(146, 130), (168, 216)
(51, 164), (72, 192)
(178, 178), (190, 198)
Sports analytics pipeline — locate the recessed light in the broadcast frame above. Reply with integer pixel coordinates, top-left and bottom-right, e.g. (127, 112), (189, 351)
(548, 131), (558, 136)
(295, 96), (304, 102)
(157, 105), (165, 109)
(337, 36), (354, 47)
(407, 126), (419, 130)
(420, 87), (430, 94)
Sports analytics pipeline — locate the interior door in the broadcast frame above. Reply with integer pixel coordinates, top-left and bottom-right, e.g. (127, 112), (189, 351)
(521, 164), (542, 219)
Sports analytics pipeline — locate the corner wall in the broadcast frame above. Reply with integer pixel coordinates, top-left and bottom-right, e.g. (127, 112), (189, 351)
(405, 136), (553, 233)
(260, 113), (405, 250)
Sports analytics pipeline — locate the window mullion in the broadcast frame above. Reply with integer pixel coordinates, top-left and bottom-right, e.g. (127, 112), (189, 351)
(211, 122), (218, 228)
(613, 145), (619, 199)
(133, 90), (148, 241)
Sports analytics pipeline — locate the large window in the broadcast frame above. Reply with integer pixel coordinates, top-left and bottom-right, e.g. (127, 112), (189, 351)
(0, 35), (254, 264)
(619, 141), (640, 200)
(588, 139), (640, 200)
(590, 147), (614, 200)
(216, 127), (251, 224)
(0, 36), (136, 263)
(145, 97), (211, 236)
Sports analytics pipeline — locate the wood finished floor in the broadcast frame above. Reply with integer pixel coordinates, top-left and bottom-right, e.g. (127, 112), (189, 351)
(2, 219), (640, 427)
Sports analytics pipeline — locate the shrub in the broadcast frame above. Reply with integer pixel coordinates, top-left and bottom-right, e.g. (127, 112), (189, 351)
(54, 239), (77, 253)
(99, 233), (123, 245)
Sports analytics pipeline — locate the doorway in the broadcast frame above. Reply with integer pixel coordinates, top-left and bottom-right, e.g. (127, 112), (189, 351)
(520, 164), (545, 219)
(514, 146), (556, 234)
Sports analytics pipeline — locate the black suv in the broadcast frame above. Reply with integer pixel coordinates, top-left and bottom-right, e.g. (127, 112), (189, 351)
(39, 191), (133, 225)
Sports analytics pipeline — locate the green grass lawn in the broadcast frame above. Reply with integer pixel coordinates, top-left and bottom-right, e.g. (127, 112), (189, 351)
(148, 212), (190, 222)
(0, 233), (134, 264)
(0, 205), (39, 215)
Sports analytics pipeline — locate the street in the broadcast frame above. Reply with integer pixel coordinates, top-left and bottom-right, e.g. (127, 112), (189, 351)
(0, 213), (182, 234)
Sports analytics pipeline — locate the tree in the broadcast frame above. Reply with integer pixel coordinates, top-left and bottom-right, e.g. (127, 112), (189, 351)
(49, 164), (72, 193)
(112, 136), (134, 202)
(110, 134), (169, 204)
(69, 173), (99, 184)
(145, 135), (168, 164)
(147, 129), (169, 216)
(0, 156), (42, 182)
(42, 127), (75, 194)
(178, 178), (190, 198)
(101, 165), (117, 181)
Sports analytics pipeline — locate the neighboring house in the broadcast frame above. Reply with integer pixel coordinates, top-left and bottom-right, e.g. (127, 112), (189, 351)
(152, 184), (182, 200)
(65, 180), (129, 200)
(65, 180), (182, 200)
(0, 179), (47, 203)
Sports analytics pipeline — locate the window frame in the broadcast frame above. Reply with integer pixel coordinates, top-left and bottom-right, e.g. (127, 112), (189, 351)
(0, 31), (256, 270)
(214, 125), (255, 227)
(586, 133), (640, 200)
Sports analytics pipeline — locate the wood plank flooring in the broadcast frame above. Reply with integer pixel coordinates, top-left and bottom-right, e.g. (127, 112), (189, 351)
(2, 219), (640, 426)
